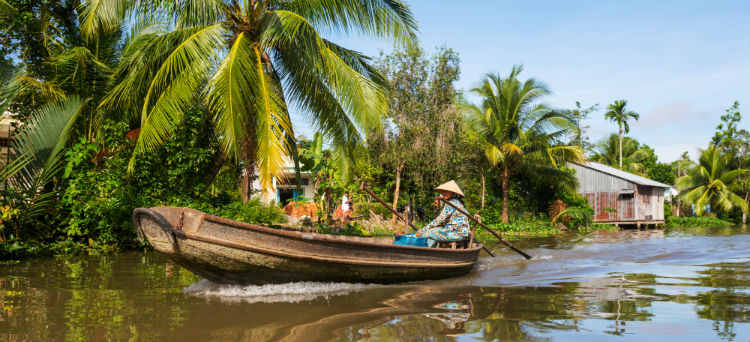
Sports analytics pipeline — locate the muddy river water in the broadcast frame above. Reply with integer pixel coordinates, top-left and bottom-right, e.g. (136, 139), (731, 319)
(1, 225), (748, 341)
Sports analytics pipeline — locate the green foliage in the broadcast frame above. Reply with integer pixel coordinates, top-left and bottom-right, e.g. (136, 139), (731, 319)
(46, 109), (283, 253)
(604, 99), (639, 135)
(1, 97), (83, 240)
(464, 65), (585, 222)
(567, 101), (599, 153)
(554, 206), (594, 229)
(666, 216), (732, 228)
(603, 99), (640, 169)
(317, 222), (371, 236)
(648, 162), (676, 185)
(712, 101), (749, 166)
(593, 134), (654, 175)
(0, 236), (114, 260)
(353, 202), (394, 220)
(676, 144), (749, 216)
(97, 0), (417, 196)
(478, 220), (561, 238)
(368, 45), (469, 211)
(207, 200), (286, 226)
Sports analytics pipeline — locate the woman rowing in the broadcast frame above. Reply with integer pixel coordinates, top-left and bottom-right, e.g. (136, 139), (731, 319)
(415, 180), (470, 247)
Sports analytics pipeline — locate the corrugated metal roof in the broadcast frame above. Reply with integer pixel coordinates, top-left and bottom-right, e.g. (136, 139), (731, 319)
(572, 162), (671, 188)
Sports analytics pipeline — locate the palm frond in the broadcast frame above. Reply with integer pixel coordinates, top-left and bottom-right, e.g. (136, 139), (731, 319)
(9, 97), (83, 208)
(278, 0), (418, 46)
(0, 0), (17, 15)
(128, 24), (223, 171)
(79, 0), (128, 41)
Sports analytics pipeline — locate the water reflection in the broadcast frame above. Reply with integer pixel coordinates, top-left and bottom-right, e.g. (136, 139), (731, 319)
(0, 226), (748, 342)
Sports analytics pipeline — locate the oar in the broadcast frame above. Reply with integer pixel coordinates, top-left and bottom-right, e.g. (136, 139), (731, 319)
(359, 181), (418, 231)
(360, 181), (495, 257)
(439, 198), (533, 260)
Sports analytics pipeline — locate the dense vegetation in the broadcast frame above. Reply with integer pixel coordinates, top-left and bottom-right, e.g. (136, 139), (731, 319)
(1, 0), (748, 259)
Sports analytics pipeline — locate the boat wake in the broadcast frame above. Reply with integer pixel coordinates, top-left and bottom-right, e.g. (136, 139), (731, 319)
(184, 279), (375, 304)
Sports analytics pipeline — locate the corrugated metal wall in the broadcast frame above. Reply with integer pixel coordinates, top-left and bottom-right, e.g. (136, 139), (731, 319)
(569, 164), (634, 193)
(570, 164), (664, 223)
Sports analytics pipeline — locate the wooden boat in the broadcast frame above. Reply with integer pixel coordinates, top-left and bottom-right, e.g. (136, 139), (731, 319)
(132, 206), (483, 285)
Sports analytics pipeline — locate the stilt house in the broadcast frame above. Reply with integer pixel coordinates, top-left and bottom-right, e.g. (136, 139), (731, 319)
(569, 162), (670, 227)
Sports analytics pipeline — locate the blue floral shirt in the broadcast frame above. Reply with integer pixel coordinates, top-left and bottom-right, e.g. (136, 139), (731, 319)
(416, 198), (470, 242)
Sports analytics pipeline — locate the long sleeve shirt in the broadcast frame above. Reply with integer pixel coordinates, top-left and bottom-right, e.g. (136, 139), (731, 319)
(417, 198), (470, 241)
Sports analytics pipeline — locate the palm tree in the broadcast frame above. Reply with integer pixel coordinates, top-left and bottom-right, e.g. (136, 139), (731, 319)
(1, 97), (83, 240)
(592, 134), (653, 176)
(604, 99), (639, 169)
(676, 145), (749, 216)
(465, 66), (585, 223)
(91, 0), (417, 201)
(672, 151), (695, 217)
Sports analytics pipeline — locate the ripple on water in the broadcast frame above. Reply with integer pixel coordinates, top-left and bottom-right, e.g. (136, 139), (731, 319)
(184, 279), (377, 304)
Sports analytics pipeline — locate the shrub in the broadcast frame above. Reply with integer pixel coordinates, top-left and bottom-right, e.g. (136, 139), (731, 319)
(666, 216), (732, 228)
(353, 202), (394, 219)
(208, 200), (286, 225)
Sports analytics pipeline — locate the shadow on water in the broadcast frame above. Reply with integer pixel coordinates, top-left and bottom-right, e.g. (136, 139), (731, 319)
(0, 225), (748, 341)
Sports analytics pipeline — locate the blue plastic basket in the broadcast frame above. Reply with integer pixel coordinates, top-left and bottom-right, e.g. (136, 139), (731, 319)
(393, 234), (429, 247)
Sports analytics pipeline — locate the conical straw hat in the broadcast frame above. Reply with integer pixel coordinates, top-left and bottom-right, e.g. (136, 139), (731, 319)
(435, 180), (464, 197)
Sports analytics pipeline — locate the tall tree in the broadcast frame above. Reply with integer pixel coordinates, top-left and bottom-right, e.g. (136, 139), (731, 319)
(370, 45), (463, 218)
(464, 65), (584, 223)
(676, 145), (749, 216)
(604, 99), (639, 169)
(670, 151), (694, 217)
(568, 101), (598, 153)
(712, 101), (749, 169)
(93, 0), (418, 202)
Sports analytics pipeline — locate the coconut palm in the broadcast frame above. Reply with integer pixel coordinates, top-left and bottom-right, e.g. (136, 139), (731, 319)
(593, 134), (653, 176)
(91, 0), (417, 201)
(676, 145), (749, 216)
(465, 66), (585, 223)
(604, 99), (639, 169)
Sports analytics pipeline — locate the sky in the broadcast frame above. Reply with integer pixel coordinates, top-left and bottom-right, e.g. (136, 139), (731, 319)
(291, 0), (750, 163)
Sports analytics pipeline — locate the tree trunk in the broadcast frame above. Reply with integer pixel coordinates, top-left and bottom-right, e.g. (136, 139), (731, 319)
(744, 192), (749, 225)
(312, 172), (321, 199)
(289, 138), (303, 199)
(204, 148), (227, 187)
(618, 126), (623, 169)
(391, 162), (404, 221)
(501, 170), (510, 223)
(239, 134), (257, 204)
(240, 162), (256, 204)
(480, 170), (486, 210)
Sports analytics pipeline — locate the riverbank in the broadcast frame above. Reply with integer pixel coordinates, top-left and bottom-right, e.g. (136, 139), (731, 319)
(0, 213), (738, 261)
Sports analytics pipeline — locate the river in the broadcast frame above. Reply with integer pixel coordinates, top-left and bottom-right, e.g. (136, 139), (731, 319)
(1, 225), (748, 341)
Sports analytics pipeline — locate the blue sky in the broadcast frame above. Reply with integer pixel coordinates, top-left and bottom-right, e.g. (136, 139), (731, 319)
(292, 0), (750, 163)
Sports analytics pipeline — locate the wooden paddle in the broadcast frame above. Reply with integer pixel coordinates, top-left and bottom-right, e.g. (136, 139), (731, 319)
(439, 198), (533, 260)
(359, 181), (495, 257)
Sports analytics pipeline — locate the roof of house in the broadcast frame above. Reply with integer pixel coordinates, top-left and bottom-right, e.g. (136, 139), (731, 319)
(572, 161), (671, 188)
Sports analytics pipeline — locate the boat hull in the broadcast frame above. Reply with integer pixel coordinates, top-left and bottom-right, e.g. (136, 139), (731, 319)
(133, 207), (481, 284)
